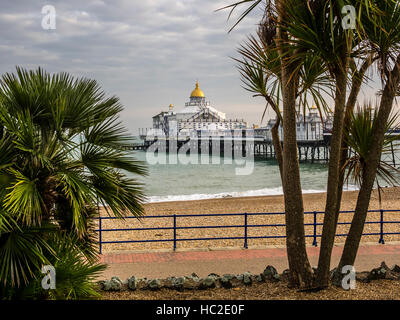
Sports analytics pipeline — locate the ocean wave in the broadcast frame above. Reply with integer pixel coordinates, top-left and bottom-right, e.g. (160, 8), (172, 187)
(144, 185), (360, 203)
(144, 188), (308, 203)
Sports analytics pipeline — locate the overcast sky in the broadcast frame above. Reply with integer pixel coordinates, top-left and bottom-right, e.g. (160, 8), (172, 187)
(0, 1), (392, 136)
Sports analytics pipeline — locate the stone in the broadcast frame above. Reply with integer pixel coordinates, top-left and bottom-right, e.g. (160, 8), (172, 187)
(136, 278), (149, 290)
(148, 279), (161, 290)
(356, 272), (370, 283)
(184, 275), (200, 290)
(280, 269), (290, 282)
(102, 278), (121, 291)
(128, 276), (138, 290)
(230, 275), (244, 287)
(368, 265), (387, 280)
(220, 274), (235, 289)
(172, 277), (186, 291)
(200, 276), (216, 289)
(163, 277), (175, 289)
(256, 274), (264, 283)
(263, 265), (280, 281)
(243, 272), (252, 285)
(380, 261), (390, 271)
(391, 264), (400, 273)
(385, 270), (400, 280)
(111, 276), (122, 284)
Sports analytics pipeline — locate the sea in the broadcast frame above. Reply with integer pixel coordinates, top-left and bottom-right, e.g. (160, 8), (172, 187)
(131, 151), (370, 203)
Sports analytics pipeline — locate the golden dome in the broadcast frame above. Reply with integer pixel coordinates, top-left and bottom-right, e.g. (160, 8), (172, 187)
(190, 81), (205, 98)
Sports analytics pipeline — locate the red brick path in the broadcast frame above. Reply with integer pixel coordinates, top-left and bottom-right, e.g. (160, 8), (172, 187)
(99, 244), (400, 279)
(99, 244), (400, 264)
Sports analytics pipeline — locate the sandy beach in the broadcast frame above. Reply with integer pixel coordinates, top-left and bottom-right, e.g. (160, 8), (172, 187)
(98, 187), (400, 253)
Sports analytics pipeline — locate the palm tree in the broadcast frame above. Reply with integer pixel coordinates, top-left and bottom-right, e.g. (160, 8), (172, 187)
(228, 0), (316, 288)
(0, 67), (146, 298)
(334, 0), (400, 278)
(342, 105), (400, 192)
(223, 0), (400, 288)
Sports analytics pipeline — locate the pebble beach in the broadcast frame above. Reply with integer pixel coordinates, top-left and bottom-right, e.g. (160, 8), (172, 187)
(98, 187), (400, 253)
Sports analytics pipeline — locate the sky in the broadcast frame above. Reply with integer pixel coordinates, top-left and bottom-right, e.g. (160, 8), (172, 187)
(0, 1), (393, 136)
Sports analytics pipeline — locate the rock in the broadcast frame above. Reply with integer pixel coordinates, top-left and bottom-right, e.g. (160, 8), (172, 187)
(184, 275), (200, 290)
(98, 280), (106, 290)
(262, 266), (280, 281)
(101, 280), (111, 291)
(163, 277), (175, 289)
(136, 278), (149, 290)
(385, 270), (400, 280)
(102, 278), (121, 291)
(256, 274), (264, 282)
(148, 279), (161, 290)
(111, 276), (122, 283)
(280, 269), (290, 282)
(368, 265), (387, 280)
(200, 276), (216, 289)
(366, 262), (400, 280)
(243, 272), (252, 285)
(380, 261), (390, 271)
(220, 274), (235, 289)
(391, 264), (400, 273)
(128, 276), (138, 290)
(169, 277), (185, 291)
(356, 272), (370, 283)
(230, 274), (244, 287)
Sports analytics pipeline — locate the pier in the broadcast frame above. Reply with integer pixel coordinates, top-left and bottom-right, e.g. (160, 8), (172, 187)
(130, 127), (400, 166)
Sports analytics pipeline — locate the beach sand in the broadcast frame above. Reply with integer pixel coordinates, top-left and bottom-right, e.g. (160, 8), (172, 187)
(98, 187), (400, 253)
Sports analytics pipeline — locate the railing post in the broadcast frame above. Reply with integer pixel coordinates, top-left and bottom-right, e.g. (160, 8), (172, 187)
(99, 215), (102, 254)
(173, 214), (177, 251)
(379, 209), (385, 244)
(312, 211), (318, 247)
(244, 212), (248, 249)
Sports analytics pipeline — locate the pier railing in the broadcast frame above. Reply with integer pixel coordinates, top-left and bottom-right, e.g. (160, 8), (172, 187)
(96, 209), (400, 254)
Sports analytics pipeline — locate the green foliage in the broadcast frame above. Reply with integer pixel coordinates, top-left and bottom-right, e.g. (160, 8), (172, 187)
(43, 233), (106, 300)
(0, 67), (147, 299)
(216, 0), (264, 33)
(4, 232), (106, 300)
(343, 104), (400, 195)
(235, 14), (333, 124)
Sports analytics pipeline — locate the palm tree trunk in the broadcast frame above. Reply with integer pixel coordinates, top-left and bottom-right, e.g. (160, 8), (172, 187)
(282, 66), (313, 288)
(315, 63), (348, 287)
(277, 0), (313, 288)
(335, 54), (400, 275)
(271, 115), (284, 180)
(333, 56), (375, 241)
(315, 55), (374, 287)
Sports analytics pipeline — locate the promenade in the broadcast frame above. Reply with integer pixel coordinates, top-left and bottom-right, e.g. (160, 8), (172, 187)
(99, 242), (400, 280)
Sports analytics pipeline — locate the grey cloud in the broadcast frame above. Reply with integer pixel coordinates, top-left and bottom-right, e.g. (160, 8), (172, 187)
(0, 0), (269, 133)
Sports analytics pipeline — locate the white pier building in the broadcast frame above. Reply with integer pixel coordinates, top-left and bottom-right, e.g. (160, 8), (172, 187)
(149, 81), (247, 137)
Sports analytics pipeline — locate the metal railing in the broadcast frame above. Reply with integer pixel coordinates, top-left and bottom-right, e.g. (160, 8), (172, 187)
(96, 209), (400, 254)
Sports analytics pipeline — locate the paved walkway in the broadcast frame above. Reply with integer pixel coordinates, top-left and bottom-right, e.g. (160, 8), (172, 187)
(99, 243), (400, 280)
